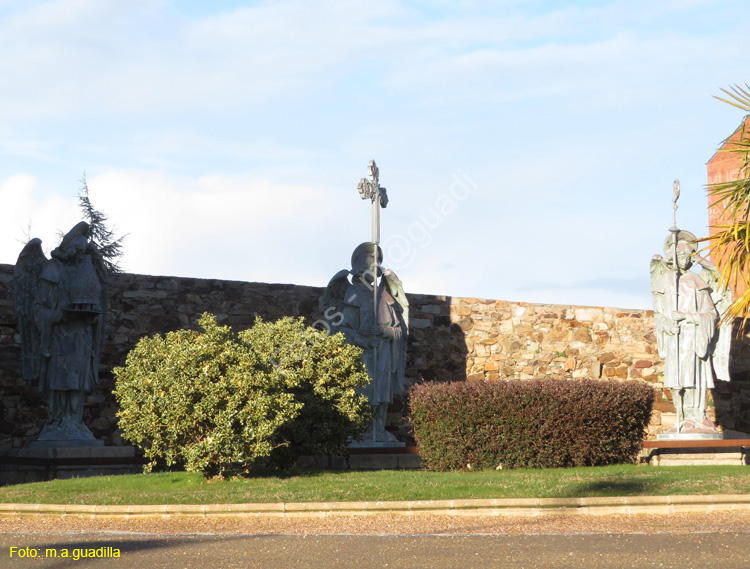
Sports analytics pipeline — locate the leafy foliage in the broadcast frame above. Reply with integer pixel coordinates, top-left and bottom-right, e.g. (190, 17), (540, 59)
(409, 379), (655, 471)
(114, 314), (371, 477)
(701, 84), (750, 324)
(239, 317), (373, 468)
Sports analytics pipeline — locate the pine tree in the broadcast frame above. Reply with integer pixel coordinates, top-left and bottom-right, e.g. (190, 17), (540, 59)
(78, 174), (127, 273)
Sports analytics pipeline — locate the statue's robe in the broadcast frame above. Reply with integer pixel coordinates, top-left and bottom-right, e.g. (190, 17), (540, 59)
(702, 268), (733, 382)
(652, 270), (718, 392)
(341, 281), (405, 406)
(35, 256), (101, 394)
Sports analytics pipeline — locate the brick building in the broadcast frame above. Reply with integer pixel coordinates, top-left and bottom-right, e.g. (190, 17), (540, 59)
(707, 115), (750, 297)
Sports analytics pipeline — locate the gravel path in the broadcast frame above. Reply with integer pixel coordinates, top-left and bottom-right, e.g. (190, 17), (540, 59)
(2, 511), (750, 536)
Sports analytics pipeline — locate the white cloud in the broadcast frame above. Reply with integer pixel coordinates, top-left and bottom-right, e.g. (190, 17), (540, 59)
(386, 31), (742, 111)
(0, 0), (744, 121)
(1, 0), (747, 311)
(85, 170), (340, 281)
(0, 0), (411, 117)
(130, 132), (328, 166)
(0, 170), (345, 283)
(0, 174), (80, 261)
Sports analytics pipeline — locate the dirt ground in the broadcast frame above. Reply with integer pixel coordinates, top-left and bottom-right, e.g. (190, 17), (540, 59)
(2, 510), (750, 536)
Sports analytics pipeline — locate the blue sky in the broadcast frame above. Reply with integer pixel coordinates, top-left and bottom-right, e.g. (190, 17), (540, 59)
(1, 0), (748, 309)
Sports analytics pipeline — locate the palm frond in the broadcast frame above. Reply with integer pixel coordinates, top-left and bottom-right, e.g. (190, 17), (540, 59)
(708, 178), (750, 212)
(714, 84), (750, 112)
(700, 85), (750, 325)
(699, 222), (750, 325)
(721, 286), (750, 325)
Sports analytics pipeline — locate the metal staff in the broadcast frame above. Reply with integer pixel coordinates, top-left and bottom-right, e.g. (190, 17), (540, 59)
(357, 159), (389, 322)
(357, 160), (388, 441)
(670, 179), (682, 429)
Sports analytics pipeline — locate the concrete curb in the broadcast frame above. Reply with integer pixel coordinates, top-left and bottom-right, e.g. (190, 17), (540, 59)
(1, 495), (750, 519)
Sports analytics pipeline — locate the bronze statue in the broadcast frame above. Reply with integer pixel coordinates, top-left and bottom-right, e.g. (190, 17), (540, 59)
(320, 160), (409, 444)
(321, 243), (408, 443)
(651, 231), (722, 436)
(14, 221), (108, 445)
(651, 181), (732, 438)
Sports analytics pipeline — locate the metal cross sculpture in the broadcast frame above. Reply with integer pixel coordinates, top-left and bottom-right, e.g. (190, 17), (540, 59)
(357, 159), (389, 245)
(357, 159), (388, 349)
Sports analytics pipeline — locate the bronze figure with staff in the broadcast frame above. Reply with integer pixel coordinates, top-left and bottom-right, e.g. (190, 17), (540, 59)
(320, 160), (408, 444)
(651, 180), (725, 439)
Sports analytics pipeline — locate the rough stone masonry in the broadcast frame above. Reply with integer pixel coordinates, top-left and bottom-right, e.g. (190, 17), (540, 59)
(1, 264), (750, 449)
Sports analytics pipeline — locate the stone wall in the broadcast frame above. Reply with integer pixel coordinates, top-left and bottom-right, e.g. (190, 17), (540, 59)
(2, 263), (750, 450)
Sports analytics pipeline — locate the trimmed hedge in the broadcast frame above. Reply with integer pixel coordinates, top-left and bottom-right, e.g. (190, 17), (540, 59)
(409, 378), (655, 471)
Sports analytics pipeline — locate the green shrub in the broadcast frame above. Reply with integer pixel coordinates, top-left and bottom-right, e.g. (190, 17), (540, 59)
(409, 378), (655, 471)
(239, 317), (372, 468)
(114, 313), (371, 477)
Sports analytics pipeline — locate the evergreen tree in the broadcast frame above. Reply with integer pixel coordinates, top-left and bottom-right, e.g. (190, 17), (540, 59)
(78, 174), (127, 273)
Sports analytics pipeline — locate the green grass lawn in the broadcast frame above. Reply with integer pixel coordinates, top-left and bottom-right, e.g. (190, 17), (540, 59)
(0, 464), (749, 505)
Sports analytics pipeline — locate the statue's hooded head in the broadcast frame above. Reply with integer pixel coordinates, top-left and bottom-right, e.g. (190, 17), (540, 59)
(663, 230), (697, 271)
(350, 242), (383, 278)
(52, 222), (91, 261)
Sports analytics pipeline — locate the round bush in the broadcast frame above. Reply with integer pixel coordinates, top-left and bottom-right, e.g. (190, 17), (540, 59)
(114, 313), (371, 477)
(239, 316), (372, 467)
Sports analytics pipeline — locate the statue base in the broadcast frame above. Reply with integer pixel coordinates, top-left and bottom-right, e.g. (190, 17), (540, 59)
(348, 440), (406, 448)
(31, 421), (103, 447)
(0, 446), (142, 485)
(29, 439), (105, 448)
(657, 417), (723, 440)
(348, 428), (406, 448)
(656, 432), (724, 440)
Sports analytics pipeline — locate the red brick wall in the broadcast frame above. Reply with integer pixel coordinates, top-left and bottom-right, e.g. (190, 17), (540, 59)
(707, 115), (750, 298)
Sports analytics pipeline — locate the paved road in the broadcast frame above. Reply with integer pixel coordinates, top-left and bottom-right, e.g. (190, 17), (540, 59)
(3, 531), (750, 569)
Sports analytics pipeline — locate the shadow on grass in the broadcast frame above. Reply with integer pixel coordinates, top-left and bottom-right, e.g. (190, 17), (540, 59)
(557, 479), (658, 498)
(232, 466), (333, 481)
(149, 462), (335, 482)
